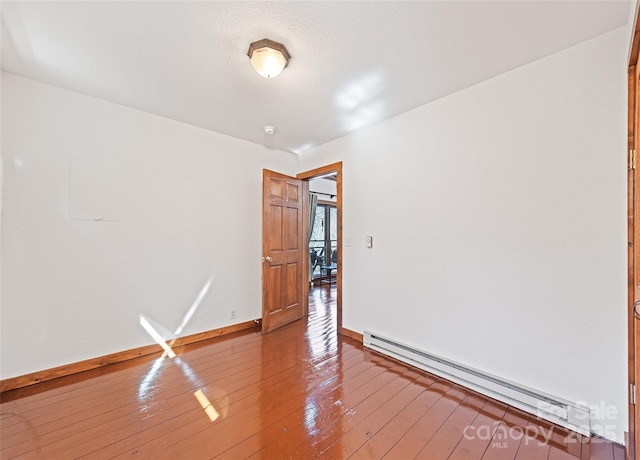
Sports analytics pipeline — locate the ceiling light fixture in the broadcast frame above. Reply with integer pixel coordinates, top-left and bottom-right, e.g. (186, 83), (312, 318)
(247, 39), (290, 78)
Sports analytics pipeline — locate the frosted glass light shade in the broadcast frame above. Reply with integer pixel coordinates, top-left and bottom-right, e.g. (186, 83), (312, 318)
(248, 39), (290, 78)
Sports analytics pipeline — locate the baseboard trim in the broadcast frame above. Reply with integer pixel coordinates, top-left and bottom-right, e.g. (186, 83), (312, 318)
(0, 318), (261, 393)
(341, 327), (363, 343)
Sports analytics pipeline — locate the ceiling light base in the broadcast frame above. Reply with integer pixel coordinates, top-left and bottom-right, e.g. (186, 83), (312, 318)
(248, 39), (290, 78)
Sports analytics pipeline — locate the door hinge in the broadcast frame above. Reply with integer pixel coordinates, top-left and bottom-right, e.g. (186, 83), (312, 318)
(630, 149), (636, 170)
(631, 383), (636, 405)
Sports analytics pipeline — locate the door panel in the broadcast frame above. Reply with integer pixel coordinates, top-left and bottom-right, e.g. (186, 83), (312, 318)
(285, 207), (299, 250)
(287, 262), (299, 304)
(262, 169), (304, 333)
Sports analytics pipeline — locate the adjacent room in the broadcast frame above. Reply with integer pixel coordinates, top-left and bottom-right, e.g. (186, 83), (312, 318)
(0, 1), (635, 458)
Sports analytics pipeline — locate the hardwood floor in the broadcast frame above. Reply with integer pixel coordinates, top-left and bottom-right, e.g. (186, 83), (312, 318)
(0, 285), (625, 459)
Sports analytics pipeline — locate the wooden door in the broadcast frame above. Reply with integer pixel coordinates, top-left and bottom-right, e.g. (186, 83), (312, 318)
(262, 169), (305, 333)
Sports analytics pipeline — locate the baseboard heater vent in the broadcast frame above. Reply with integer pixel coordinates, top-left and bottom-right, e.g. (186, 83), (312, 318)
(363, 331), (590, 436)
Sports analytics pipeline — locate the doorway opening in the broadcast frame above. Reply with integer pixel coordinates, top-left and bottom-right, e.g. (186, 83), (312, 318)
(297, 162), (343, 334)
(309, 187), (338, 285)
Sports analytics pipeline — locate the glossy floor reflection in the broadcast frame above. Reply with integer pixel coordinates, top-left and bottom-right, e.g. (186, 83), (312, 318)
(0, 285), (626, 459)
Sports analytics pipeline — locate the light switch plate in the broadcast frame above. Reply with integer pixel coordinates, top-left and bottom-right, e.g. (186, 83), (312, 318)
(366, 236), (373, 248)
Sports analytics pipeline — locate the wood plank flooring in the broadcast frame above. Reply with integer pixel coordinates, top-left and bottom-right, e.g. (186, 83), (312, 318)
(0, 285), (626, 459)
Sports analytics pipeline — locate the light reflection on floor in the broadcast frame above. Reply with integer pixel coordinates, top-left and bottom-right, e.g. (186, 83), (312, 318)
(306, 290), (337, 360)
(137, 356), (166, 405)
(304, 399), (320, 436)
(136, 275), (229, 423)
(136, 349), (229, 423)
(194, 389), (220, 422)
(304, 285), (338, 439)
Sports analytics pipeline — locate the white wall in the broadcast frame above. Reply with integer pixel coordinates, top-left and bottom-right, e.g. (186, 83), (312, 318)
(0, 73), (298, 380)
(300, 27), (629, 443)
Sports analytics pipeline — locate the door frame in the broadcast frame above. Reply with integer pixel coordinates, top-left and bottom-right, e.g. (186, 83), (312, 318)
(297, 162), (343, 332)
(629, 5), (640, 458)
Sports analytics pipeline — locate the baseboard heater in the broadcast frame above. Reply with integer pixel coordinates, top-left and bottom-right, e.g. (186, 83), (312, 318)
(363, 331), (590, 436)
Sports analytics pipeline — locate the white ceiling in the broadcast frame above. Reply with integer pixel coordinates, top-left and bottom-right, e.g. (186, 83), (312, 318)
(1, 1), (633, 154)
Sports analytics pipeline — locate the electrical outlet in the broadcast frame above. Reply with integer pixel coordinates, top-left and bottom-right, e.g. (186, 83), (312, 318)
(345, 237), (352, 247)
(230, 309), (236, 320)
